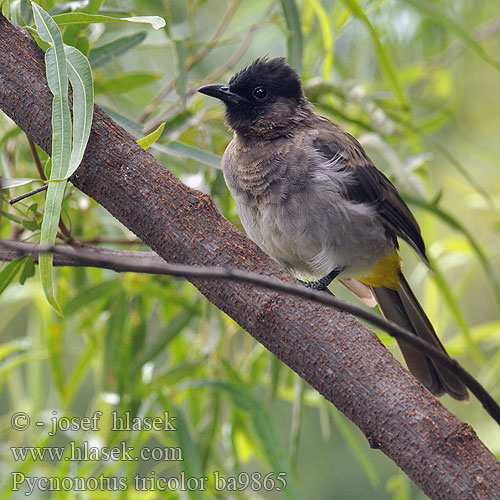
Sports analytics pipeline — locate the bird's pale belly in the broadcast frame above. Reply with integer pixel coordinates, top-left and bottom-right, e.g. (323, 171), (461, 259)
(234, 192), (393, 282)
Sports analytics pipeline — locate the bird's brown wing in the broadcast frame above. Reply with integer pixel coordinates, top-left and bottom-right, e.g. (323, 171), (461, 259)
(312, 123), (430, 267)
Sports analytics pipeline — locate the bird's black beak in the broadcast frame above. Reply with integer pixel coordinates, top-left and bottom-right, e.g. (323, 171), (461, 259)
(197, 84), (243, 106)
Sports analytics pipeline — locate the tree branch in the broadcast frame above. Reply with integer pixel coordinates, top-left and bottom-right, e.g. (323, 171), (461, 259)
(0, 14), (499, 499)
(2, 239), (500, 428)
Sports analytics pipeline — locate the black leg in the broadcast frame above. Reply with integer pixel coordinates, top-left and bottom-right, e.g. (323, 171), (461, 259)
(302, 267), (345, 293)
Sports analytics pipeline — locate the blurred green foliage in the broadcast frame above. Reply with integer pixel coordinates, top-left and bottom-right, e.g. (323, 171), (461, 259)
(1, 0), (500, 498)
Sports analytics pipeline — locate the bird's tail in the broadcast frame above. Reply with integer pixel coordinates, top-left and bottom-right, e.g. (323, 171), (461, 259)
(371, 272), (468, 401)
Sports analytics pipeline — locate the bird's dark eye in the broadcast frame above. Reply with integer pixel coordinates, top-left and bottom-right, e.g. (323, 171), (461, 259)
(252, 86), (268, 101)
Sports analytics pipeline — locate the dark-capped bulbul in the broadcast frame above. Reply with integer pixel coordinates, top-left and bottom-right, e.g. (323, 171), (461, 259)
(198, 57), (468, 400)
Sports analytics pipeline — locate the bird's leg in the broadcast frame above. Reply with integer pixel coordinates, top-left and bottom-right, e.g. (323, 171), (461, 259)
(302, 267), (345, 293)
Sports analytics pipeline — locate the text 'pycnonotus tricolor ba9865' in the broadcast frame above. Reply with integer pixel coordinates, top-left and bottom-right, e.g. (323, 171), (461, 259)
(198, 57), (468, 401)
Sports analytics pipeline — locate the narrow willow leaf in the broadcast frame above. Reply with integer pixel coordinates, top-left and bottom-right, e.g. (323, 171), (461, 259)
(94, 71), (161, 93)
(136, 310), (194, 367)
(404, 0), (500, 73)
(51, 12), (166, 30)
(63, 279), (118, 316)
(63, 44), (94, 179)
(74, 35), (89, 56)
(21, 220), (39, 231)
(137, 122), (165, 150)
(342, 0), (409, 110)
(64, 341), (98, 401)
(88, 32), (147, 68)
(153, 141), (221, 169)
(1, 211), (23, 224)
(280, 0), (303, 73)
(0, 258), (27, 296)
(98, 105), (143, 134)
(85, 0), (104, 14)
(19, 256), (35, 286)
(33, 3), (71, 316)
(1, 178), (40, 189)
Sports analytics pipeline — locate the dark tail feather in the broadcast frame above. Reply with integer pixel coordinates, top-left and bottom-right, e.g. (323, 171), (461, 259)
(372, 273), (468, 401)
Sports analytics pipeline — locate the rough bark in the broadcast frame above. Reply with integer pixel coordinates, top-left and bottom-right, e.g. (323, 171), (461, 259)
(0, 14), (499, 499)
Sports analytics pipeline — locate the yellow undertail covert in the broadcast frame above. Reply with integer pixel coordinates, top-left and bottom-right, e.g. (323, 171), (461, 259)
(358, 248), (402, 290)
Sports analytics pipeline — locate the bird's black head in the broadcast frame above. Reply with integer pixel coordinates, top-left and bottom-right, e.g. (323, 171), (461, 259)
(198, 58), (308, 138)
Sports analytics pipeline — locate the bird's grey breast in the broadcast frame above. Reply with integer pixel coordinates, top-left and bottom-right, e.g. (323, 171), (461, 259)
(222, 135), (308, 202)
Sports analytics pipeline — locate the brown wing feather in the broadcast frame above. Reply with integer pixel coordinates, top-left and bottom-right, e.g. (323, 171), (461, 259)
(311, 119), (430, 267)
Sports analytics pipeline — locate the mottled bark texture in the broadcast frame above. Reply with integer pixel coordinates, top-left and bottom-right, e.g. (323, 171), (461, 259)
(0, 14), (499, 499)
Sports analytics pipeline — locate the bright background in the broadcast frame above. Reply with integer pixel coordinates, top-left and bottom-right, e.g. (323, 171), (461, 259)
(1, 0), (499, 498)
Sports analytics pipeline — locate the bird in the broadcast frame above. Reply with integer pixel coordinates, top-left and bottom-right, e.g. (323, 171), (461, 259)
(198, 57), (468, 401)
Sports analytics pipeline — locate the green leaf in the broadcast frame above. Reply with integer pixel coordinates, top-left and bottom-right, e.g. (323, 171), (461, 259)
(0, 258), (27, 296)
(342, 0), (410, 110)
(1, 211), (23, 224)
(85, 0), (104, 14)
(135, 310), (195, 367)
(94, 71), (161, 93)
(1, 178), (40, 189)
(33, 2), (71, 316)
(137, 122), (165, 150)
(74, 35), (89, 55)
(98, 105), (143, 135)
(62, 44), (94, 179)
(88, 32), (147, 68)
(19, 256), (35, 286)
(51, 12), (166, 30)
(63, 279), (118, 316)
(404, 0), (500, 73)
(21, 220), (39, 231)
(280, 0), (303, 73)
(154, 141), (221, 169)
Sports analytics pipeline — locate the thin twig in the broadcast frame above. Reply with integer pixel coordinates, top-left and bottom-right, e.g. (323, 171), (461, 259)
(9, 184), (47, 205)
(1, 239), (499, 427)
(27, 137), (47, 180)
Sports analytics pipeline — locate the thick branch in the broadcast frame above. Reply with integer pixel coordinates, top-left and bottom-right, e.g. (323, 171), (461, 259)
(0, 15), (499, 499)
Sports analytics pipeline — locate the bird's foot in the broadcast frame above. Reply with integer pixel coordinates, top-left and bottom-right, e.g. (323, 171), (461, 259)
(302, 267), (345, 293)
